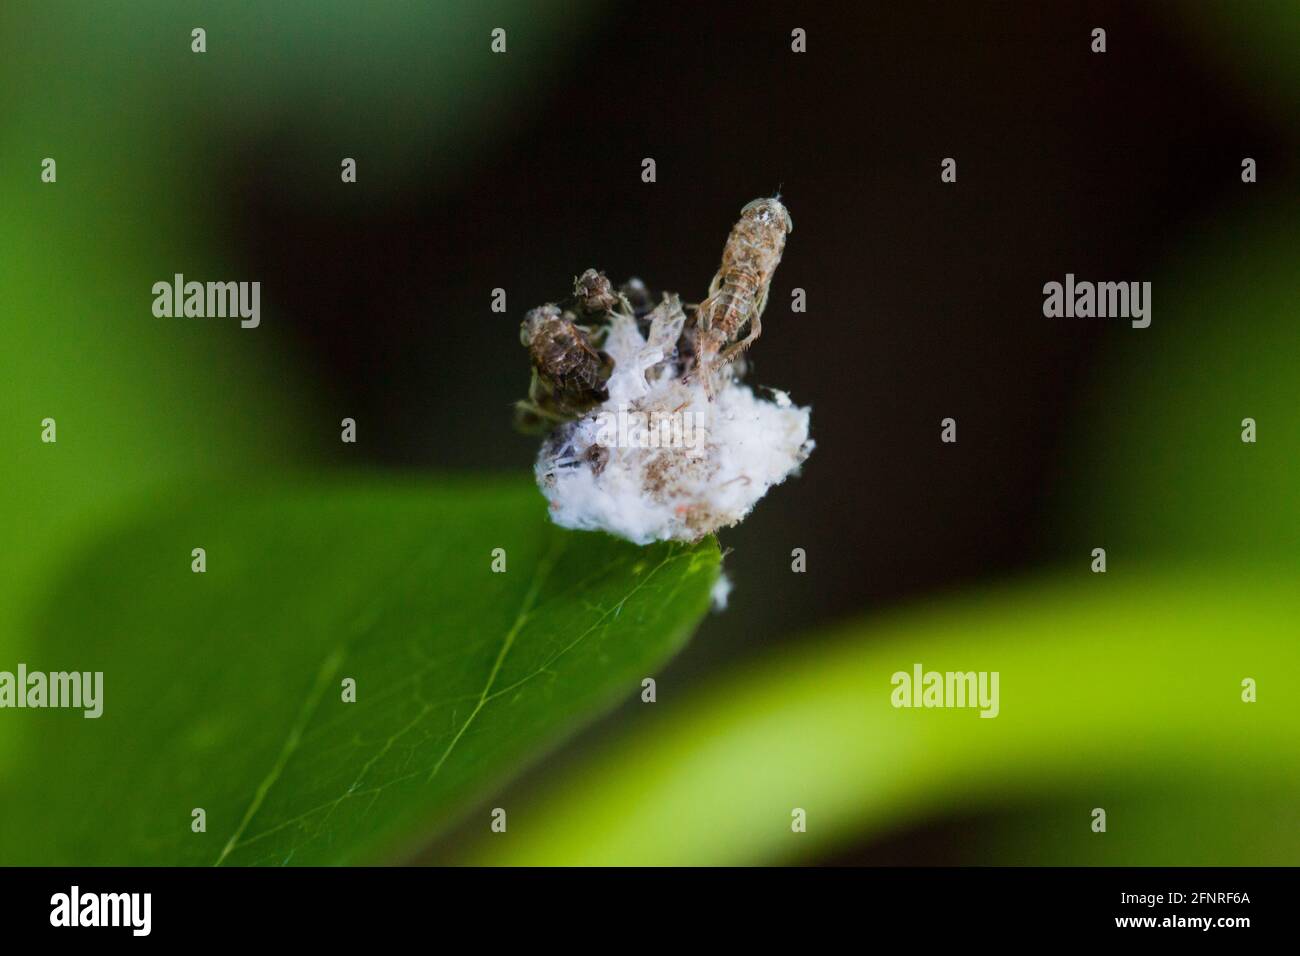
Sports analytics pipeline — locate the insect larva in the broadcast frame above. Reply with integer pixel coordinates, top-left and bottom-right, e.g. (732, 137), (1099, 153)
(693, 197), (793, 387)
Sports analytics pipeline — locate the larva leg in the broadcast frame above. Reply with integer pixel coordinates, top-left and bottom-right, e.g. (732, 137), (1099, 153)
(718, 312), (762, 367)
(707, 269), (723, 298)
(683, 327), (722, 398)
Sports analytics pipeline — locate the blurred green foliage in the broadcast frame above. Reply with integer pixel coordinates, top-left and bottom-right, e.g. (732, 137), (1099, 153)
(1062, 214), (1299, 560)
(469, 567), (1299, 865)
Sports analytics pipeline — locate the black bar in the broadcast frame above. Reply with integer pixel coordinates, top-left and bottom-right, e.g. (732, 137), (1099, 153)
(1, 867), (1288, 942)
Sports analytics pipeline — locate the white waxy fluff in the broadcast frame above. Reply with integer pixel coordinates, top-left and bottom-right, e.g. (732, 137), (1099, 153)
(710, 572), (734, 611)
(535, 308), (814, 545)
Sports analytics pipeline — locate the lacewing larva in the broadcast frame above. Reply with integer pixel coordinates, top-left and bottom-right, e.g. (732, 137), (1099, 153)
(692, 196), (793, 384)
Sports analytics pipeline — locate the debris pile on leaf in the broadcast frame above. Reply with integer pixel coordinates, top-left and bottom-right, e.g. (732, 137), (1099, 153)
(516, 199), (813, 545)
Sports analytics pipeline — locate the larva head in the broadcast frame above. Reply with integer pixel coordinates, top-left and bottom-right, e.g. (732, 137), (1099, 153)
(740, 196), (793, 234)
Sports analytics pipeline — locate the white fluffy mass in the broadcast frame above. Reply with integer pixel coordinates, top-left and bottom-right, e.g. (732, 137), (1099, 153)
(535, 310), (813, 545)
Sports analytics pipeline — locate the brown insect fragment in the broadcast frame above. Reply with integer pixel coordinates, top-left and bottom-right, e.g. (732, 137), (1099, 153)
(574, 268), (621, 318)
(515, 304), (613, 429)
(585, 443), (610, 476)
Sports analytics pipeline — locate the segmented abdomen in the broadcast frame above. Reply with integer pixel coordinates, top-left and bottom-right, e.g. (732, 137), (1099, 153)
(702, 271), (759, 336)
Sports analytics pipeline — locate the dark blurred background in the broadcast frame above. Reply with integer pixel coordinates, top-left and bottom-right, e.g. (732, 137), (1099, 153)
(232, 1), (1287, 659)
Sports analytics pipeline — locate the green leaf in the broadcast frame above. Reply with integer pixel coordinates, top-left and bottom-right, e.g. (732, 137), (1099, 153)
(0, 478), (720, 865)
(467, 567), (1300, 865)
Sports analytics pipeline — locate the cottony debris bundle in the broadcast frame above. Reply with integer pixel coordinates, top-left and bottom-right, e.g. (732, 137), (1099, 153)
(515, 198), (813, 545)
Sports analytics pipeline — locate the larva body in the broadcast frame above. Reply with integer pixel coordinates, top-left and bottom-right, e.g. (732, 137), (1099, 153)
(695, 197), (793, 381)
